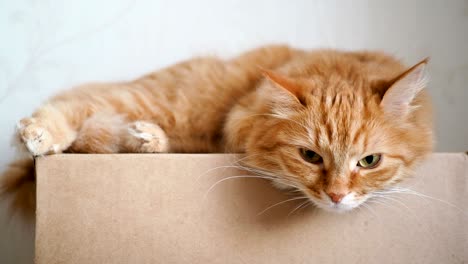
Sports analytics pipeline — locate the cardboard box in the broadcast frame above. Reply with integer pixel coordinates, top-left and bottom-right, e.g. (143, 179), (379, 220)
(35, 153), (467, 264)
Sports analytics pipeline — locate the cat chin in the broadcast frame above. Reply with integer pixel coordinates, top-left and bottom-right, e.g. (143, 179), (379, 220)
(315, 203), (359, 213)
(308, 192), (367, 213)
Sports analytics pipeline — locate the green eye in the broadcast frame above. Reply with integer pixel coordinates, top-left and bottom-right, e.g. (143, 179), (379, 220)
(357, 154), (381, 168)
(299, 149), (323, 164)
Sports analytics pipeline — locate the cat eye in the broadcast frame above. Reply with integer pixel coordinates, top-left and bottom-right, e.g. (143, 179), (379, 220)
(357, 154), (382, 169)
(299, 148), (323, 164)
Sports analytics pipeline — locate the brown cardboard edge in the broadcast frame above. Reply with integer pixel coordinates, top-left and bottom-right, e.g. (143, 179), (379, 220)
(33, 152), (466, 263)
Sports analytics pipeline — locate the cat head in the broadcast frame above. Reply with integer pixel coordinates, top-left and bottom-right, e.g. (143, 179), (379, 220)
(240, 55), (433, 213)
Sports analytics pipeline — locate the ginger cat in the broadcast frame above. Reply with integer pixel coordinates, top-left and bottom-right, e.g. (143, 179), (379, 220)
(0, 45), (432, 220)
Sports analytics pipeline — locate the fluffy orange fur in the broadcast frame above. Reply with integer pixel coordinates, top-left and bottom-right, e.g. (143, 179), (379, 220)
(0, 45), (432, 219)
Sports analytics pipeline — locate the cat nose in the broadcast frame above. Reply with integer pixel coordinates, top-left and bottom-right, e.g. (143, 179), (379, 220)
(326, 192), (346, 203)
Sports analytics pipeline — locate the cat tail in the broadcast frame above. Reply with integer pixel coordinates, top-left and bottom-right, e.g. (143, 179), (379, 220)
(0, 158), (36, 223)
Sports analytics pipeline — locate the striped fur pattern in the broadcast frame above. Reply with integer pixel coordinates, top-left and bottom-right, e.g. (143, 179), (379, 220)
(1, 45), (432, 218)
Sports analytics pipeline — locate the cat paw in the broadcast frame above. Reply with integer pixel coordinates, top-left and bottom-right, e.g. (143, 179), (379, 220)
(127, 121), (169, 153)
(17, 118), (59, 156)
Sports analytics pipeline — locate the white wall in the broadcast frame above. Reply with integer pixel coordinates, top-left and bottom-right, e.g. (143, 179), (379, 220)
(1, 0), (467, 263)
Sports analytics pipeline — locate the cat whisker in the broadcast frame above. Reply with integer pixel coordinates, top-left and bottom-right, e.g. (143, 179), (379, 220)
(364, 203), (396, 222)
(230, 153), (262, 166)
(196, 165), (253, 181)
(385, 190), (464, 261)
(203, 175), (283, 200)
(288, 200), (310, 217)
(253, 166), (302, 185)
(371, 193), (434, 243)
(257, 196), (308, 216)
(196, 153), (266, 181)
(234, 166), (301, 188)
(229, 166), (301, 188)
(359, 203), (379, 220)
(376, 187), (468, 216)
(372, 194), (413, 213)
(197, 162), (300, 190)
(366, 199), (401, 212)
(288, 188), (304, 194)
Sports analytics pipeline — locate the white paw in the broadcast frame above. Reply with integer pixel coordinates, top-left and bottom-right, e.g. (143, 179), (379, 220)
(127, 121), (168, 153)
(128, 122), (157, 140)
(17, 118), (58, 156)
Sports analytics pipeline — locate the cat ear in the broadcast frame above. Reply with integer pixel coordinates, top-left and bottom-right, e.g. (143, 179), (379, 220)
(381, 58), (429, 117)
(260, 69), (304, 105)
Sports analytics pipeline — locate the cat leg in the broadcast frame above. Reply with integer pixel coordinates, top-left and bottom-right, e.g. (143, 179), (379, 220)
(16, 82), (134, 155)
(17, 82), (171, 155)
(122, 121), (169, 153)
(71, 117), (169, 153)
(68, 114), (126, 153)
(17, 104), (77, 156)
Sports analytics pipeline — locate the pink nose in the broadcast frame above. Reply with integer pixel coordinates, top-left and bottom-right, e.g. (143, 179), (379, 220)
(327, 192), (346, 203)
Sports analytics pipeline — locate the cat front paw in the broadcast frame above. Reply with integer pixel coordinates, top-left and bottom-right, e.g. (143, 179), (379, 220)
(127, 121), (169, 153)
(17, 118), (59, 156)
